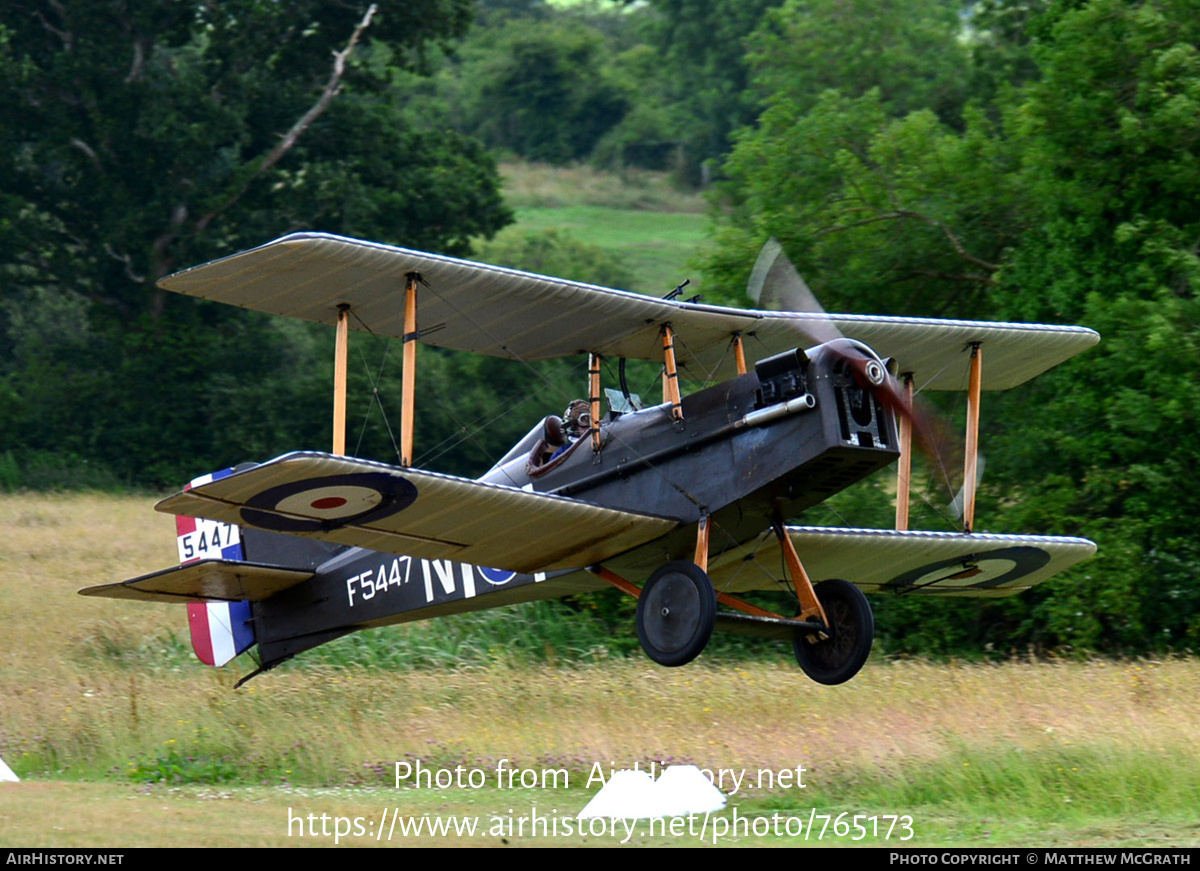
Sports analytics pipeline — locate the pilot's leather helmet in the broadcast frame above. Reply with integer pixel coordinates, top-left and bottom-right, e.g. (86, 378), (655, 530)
(563, 399), (591, 436)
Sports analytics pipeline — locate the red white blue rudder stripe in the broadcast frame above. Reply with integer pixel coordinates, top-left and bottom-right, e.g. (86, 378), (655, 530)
(176, 468), (256, 667)
(187, 599), (254, 667)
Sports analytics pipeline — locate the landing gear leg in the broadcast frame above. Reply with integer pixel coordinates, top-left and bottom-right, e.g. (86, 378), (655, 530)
(773, 522), (873, 684)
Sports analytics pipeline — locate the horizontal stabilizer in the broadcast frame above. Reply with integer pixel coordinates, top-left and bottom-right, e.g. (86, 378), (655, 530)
(708, 527), (1096, 598)
(156, 452), (678, 573)
(79, 559), (314, 603)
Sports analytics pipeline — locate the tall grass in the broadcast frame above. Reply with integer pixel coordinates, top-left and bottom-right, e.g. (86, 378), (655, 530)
(6, 491), (1200, 844)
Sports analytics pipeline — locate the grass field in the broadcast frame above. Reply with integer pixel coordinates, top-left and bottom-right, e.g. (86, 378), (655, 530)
(493, 161), (710, 294)
(2, 491), (1199, 848)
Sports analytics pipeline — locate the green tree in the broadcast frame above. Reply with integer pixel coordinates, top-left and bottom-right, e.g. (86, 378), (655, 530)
(706, 0), (1200, 655)
(0, 1), (511, 486)
(638, 0), (786, 183)
(465, 20), (631, 163)
(748, 0), (972, 124)
(964, 0), (1051, 109)
(984, 0), (1200, 651)
(0, 1), (502, 289)
(706, 91), (1019, 317)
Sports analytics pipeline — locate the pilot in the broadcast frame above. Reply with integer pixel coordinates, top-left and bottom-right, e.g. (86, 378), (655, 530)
(562, 399), (591, 440)
(528, 399), (591, 472)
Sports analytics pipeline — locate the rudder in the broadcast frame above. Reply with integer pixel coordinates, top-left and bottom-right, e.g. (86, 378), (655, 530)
(176, 468), (255, 667)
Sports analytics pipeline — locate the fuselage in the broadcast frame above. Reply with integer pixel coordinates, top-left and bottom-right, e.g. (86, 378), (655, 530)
(248, 341), (900, 666)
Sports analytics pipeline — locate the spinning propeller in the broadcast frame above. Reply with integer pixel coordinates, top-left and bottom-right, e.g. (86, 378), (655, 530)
(746, 238), (976, 518)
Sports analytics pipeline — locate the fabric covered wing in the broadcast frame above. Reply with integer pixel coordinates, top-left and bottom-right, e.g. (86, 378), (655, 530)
(159, 233), (1098, 390)
(156, 452), (677, 573)
(80, 560), (314, 604)
(706, 527), (1097, 598)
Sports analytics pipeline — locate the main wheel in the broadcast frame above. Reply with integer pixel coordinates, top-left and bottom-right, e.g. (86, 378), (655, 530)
(636, 561), (717, 667)
(793, 579), (873, 685)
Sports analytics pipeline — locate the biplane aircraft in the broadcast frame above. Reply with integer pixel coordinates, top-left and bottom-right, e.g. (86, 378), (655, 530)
(82, 233), (1099, 685)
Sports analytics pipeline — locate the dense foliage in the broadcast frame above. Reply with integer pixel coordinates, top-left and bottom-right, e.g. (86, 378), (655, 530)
(706, 0), (1200, 654)
(0, 0), (511, 485)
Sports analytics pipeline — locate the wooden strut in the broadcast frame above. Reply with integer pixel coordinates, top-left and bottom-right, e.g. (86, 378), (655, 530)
(963, 343), (983, 533)
(660, 324), (684, 420)
(715, 592), (784, 619)
(895, 373), (914, 531)
(332, 304), (350, 455)
(400, 273), (419, 467)
(587, 565), (640, 599)
(775, 522), (829, 631)
(693, 514), (710, 572)
(732, 332), (747, 376)
(588, 353), (602, 453)
(687, 514), (780, 618)
(591, 509), (831, 632)
(591, 515), (712, 594)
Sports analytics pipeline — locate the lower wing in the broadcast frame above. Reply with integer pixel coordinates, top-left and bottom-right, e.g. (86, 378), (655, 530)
(707, 526), (1097, 597)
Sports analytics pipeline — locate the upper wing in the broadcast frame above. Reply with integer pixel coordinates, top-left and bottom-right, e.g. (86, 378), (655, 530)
(707, 526), (1097, 598)
(156, 452), (677, 573)
(159, 233), (1098, 391)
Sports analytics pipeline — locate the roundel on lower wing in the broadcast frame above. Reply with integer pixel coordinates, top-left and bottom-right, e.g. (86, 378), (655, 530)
(239, 473), (418, 532)
(885, 546), (1052, 592)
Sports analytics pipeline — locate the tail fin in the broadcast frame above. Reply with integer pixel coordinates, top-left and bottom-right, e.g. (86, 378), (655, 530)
(176, 468), (255, 667)
(175, 470), (243, 563)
